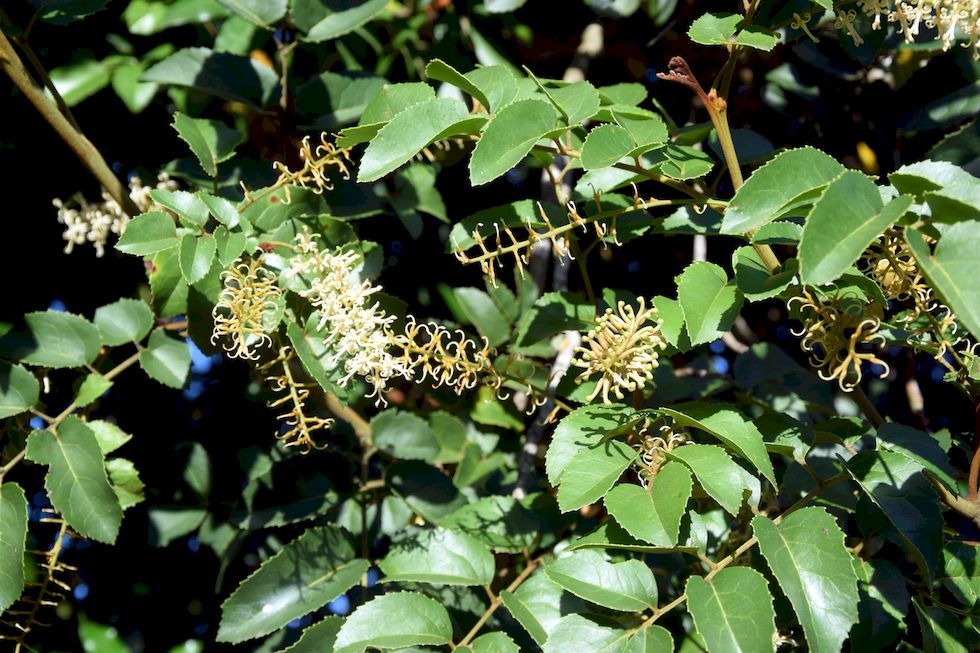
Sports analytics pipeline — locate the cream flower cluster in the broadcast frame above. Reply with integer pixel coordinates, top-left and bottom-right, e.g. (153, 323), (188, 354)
(54, 174), (177, 257)
(848, 0), (979, 57)
(285, 231), (501, 405)
(572, 298), (667, 404)
(288, 232), (411, 402)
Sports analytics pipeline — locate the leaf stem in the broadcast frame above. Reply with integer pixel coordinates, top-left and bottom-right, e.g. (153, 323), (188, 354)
(456, 556), (541, 647)
(324, 391), (373, 451)
(969, 400), (980, 501)
(0, 27), (140, 217)
(0, 8), (79, 131)
(923, 470), (980, 529)
(0, 350), (142, 485)
(644, 472), (849, 626)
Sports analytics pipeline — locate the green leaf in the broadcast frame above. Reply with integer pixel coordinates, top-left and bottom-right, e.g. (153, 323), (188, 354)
(27, 0), (109, 24)
(75, 373), (112, 407)
(485, 0), (527, 12)
(799, 172), (911, 285)
(150, 246), (188, 317)
(150, 189), (210, 227)
(688, 12), (778, 51)
(851, 558), (908, 650)
(751, 221), (803, 245)
(0, 483), (27, 613)
(50, 56), (110, 106)
(545, 549), (658, 611)
(581, 124), (634, 170)
(941, 542), (980, 606)
(615, 112), (668, 156)
(292, 0), (388, 42)
(78, 616), (128, 653)
(653, 295), (691, 351)
(914, 597), (970, 653)
(845, 450), (942, 582)
(500, 573), (569, 646)
(116, 211), (179, 256)
(557, 439), (637, 513)
(123, 0), (229, 34)
(0, 362), (39, 419)
(752, 508), (859, 653)
(686, 567), (776, 653)
(297, 72), (386, 129)
(379, 527), (495, 585)
(371, 409), (440, 461)
(15, 311), (102, 368)
(550, 81), (600, 125)
(452, 287), (511, 347)
(658, 401), (776, 486)
(721, 147), (846, 235)
(469, 98), (557, 186)
(334, 591), (453, 653)
(426, 59), (491, 109)
(541, 614), (628, 653)
(441, 495), (537, 553)
(460, 393), (513, 438)
(459, 631), (520, 653)
(94, 298), (154, 346)
(358, 96), (470, 182)
(286, 319), (347, 396)
(666, 444), (756, 517)
(603, 463), (692, 547)
(688, 12), (741, 44)
(876, 422), (957, 491)
(217, 525), (366, 643)
(357, 82), (434, 126)
(388, 461), (468, 523)
(585, 0), (641, 17)
(178, 233), (217, 284)
(599, 83), (646, 106)
(454, 441), (507, 488)
(906, 223), (980, 341)
(514, 291), (594, 352)
(546, 403), (636, 485)
(889, 160), (980, 222)
(106, 458), (145, 510)
(465, 65), (519, 113)
(25, 417), (123, 543)
(139, 328), (191, 388)
(142, 47), (278, 108)
(196, 192), (240, 228)
(171, 112), (245, 177)
(622, 624), (673, 652)
(675, 262), (743, 347)
(732, 247), (799, 301)
(653, 144), (715, 180)
(216, 0), (285, 26)
(214, 227), (248, 267)
(280, 616), (343, 653)
(88, 420), (132, 454)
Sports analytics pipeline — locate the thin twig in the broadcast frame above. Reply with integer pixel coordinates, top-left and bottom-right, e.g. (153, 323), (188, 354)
(324, 391), (373, 451)
(456, 557), (541, 647)
(0, 29), (140, 216)
(923, 470), (980, 529)
(0, 350), (142, 484)
(0, 8), (79, 131)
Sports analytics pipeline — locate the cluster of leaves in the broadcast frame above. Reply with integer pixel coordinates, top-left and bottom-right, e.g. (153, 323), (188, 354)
(2, 0), (980, 651)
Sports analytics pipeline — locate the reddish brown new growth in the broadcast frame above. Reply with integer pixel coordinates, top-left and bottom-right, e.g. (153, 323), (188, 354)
(656, 56), (725, 112)
(656, 56), (701, 91)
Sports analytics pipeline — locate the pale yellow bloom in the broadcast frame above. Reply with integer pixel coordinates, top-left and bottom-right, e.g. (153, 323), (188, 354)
(572, 298), (667, 404)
